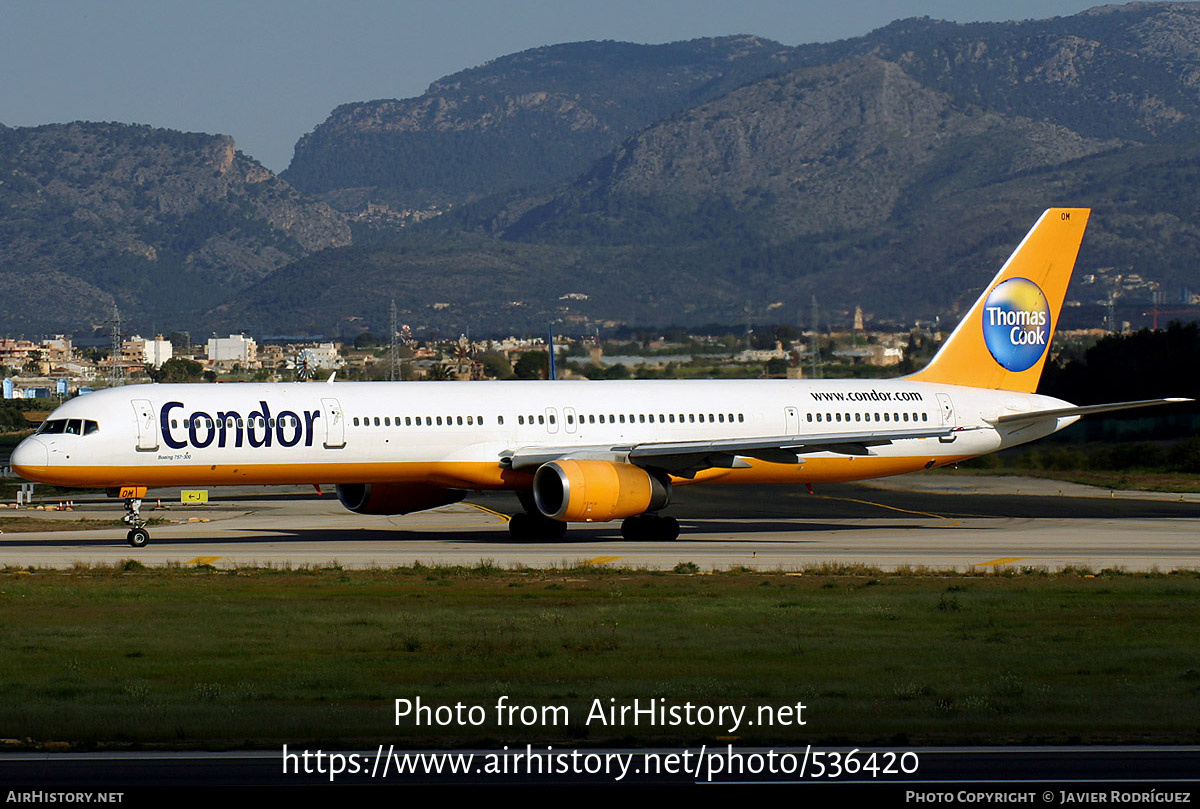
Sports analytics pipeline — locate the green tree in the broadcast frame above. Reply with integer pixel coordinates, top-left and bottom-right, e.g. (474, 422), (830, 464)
(479, 352), (516, 380)
(514, 351), (548, 380)
(150, 358), (206, 383)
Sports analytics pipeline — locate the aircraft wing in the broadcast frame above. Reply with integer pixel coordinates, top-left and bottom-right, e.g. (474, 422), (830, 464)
(502, 425), (957, 478)
(989, 398), (1192, 428)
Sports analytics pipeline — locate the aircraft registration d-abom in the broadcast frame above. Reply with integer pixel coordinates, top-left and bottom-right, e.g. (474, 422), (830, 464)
(10, 208), (1188, 547)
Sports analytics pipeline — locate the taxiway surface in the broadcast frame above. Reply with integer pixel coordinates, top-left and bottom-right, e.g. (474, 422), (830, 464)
(2, 474), (1198, 571)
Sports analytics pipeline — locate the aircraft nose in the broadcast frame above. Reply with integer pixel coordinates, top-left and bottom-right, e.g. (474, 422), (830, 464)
(10, 436), (48, 478)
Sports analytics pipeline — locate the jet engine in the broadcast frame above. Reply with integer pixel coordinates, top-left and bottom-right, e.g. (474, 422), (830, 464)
(532, 459), (670, 522)
(337, 482), (466, 515)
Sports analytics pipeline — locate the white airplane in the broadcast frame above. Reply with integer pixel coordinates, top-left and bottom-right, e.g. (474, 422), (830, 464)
(10, 208), (1186, 547)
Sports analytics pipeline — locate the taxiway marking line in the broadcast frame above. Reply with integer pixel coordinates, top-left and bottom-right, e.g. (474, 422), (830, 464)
(465, 503), (512, 522)
(977, 557), (1026, 567)
(187, 556), (222, 565)
(813, 495), (961, 525)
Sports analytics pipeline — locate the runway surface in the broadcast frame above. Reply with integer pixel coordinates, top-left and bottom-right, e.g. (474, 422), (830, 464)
(3, 473), (1199, 571)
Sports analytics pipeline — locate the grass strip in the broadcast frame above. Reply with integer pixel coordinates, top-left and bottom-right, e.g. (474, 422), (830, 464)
(1, 563), (1198, 750)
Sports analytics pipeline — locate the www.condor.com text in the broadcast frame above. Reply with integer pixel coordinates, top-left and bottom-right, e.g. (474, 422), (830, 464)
(282, 744), (919, 782)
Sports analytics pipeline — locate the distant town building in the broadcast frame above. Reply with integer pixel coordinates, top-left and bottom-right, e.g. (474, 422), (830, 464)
(296, 343), (343, 371)
(207, 334), (258, 367)
(125, 335), (173, 369)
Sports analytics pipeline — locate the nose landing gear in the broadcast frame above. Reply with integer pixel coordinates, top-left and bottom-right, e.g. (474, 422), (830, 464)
(123, 498), (150, 547)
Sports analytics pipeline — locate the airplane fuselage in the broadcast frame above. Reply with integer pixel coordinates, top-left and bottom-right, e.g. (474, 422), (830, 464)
(11, 377), (1076, 490)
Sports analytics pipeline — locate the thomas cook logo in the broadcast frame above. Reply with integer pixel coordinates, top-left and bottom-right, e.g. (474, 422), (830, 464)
(982, 277), (1051, 372)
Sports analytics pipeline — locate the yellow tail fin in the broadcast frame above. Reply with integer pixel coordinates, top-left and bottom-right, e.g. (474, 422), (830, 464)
(907, 207), (1090, 392)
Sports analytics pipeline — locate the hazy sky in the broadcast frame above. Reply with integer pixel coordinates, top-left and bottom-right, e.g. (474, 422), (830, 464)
(2, 0), (1125, 172)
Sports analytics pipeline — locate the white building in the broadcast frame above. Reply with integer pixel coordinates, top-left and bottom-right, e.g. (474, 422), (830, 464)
(207, 334), (258, 365)
(297, 343), (344, 370)
(140, 336), (173, 369)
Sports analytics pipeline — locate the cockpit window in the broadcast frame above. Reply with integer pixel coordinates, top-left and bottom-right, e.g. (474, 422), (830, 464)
(35, 418), (99, 436)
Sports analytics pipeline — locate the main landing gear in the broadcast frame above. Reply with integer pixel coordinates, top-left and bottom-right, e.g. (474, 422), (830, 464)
(507, 493), (680, 542)
(620, 513), (680, 541)
(508, 511), (568, 540)
(123, 498), (150, 548)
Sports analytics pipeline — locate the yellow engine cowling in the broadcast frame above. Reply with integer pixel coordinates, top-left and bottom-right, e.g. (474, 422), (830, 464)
(337, 482), (466, 515)
(533, 460), (670, 522)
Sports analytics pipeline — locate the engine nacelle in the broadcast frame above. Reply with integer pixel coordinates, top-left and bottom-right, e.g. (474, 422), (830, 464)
(337, 482), (466, 515)
(533, 460), (670, 522)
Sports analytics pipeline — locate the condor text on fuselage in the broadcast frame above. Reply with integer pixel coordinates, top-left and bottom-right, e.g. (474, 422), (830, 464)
(160, 401), (322, 450)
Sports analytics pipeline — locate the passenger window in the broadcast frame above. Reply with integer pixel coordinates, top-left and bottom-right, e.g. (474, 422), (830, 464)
(538, 415), (545, 425)
(437, 417), (443, 426)
(353, 417), (360, 426)
(457, 416), (463, 425)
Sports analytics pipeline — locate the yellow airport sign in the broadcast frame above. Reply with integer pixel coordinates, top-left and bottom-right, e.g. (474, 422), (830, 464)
(181, 490), (209, 504)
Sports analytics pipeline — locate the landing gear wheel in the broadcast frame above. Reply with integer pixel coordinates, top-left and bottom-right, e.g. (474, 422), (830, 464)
(127, 527), (150, 548)
(621, 515), (646, 541)
(508, 512), (568, 541)
(621, 514), (680, 541)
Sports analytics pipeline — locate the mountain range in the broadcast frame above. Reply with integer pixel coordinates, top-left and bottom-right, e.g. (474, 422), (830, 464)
(4, 2), (1200, 338)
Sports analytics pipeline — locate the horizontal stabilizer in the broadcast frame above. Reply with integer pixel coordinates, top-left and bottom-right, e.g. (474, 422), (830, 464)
(991, 398), (1192, 427)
